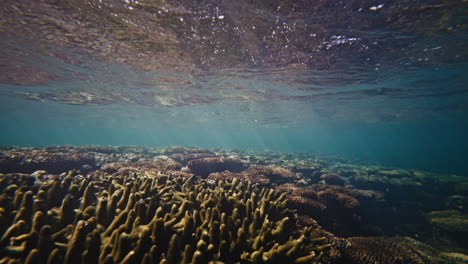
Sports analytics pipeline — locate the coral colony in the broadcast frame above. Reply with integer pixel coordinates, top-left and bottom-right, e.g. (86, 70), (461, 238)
(0, 145), (467, 263)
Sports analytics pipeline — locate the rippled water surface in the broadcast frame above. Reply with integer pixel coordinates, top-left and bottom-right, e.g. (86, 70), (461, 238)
(0, 0), (467, 174)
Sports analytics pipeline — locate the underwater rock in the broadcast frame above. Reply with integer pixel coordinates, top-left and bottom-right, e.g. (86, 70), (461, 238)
(187, 157), (247, 177)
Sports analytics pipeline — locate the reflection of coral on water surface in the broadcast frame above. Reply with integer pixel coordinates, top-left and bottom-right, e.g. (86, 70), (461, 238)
(1, 145), (468, 263)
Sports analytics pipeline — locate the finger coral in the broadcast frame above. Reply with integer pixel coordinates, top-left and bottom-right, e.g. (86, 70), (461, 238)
(0, 171), (336, 264)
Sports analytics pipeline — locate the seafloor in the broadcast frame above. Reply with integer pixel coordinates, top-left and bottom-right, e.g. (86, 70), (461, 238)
(0, 145), (467, 264)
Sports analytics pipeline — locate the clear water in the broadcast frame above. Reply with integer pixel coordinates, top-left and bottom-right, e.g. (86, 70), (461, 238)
(0, 0), (467, 175)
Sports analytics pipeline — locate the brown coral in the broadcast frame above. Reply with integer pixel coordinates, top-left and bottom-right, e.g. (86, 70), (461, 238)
(243, 165), (297, 184)
(314, 185), (360, 209)
(275, 183), (319, 200)
(273, 183), (366, 237)
(0, 147), (96, 174)
(132, 158), (182, 171)
(207, 171), (271, 186)
(0, 171), (336, 264)
(169, 153), (215, 165)
(320, 173), (346, 186)
(286, 195), (327, 216)
(187, 157), (247, 177)
(342, 237), (431, 264)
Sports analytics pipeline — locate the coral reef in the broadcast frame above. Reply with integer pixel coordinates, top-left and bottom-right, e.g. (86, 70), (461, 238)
(341, 237), (431, 264)
(243, 165), (297, 184)
(0, 147), (96, 174)
(314, 185), (360, 210)
(275, 183), (325, 216)
(340, 236), (468, 264)
(187, 157), (247, 177)
(428, 210), (468, 232)
(427, 210), (468, 250)
(206, 165), (297, 187)
(0, 170), (338, 264)
(1, 145), (468, 263)
(319, 174), (346, 186)
(274, 184), (368, 236)
(207, 171), (271, 186)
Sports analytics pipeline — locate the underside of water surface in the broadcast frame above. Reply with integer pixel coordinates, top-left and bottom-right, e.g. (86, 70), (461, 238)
(0, 0), (467, 263)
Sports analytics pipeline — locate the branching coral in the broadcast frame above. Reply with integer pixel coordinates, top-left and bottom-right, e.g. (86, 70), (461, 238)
(0, 171), (336, 264)
(2, 145), (467, 263)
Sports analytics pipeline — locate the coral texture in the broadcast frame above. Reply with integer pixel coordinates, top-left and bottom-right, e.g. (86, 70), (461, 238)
(0, 171), (336, 264)
(342, 237), (430, 264)
(187, 157), (247, 177)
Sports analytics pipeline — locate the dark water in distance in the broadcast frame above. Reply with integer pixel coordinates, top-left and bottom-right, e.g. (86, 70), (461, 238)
(0, 0), (467, 175)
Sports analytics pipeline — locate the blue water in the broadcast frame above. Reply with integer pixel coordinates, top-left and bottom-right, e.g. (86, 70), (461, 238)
(1, 93), (467, 175)
(0, 0), (467, 175)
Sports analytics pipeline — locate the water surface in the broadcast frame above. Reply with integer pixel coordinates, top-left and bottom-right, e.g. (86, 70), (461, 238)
(0, 0), (467, 174)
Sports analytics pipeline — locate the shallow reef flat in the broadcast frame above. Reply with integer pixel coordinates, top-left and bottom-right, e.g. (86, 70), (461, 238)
(0, 145), (468, 264)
